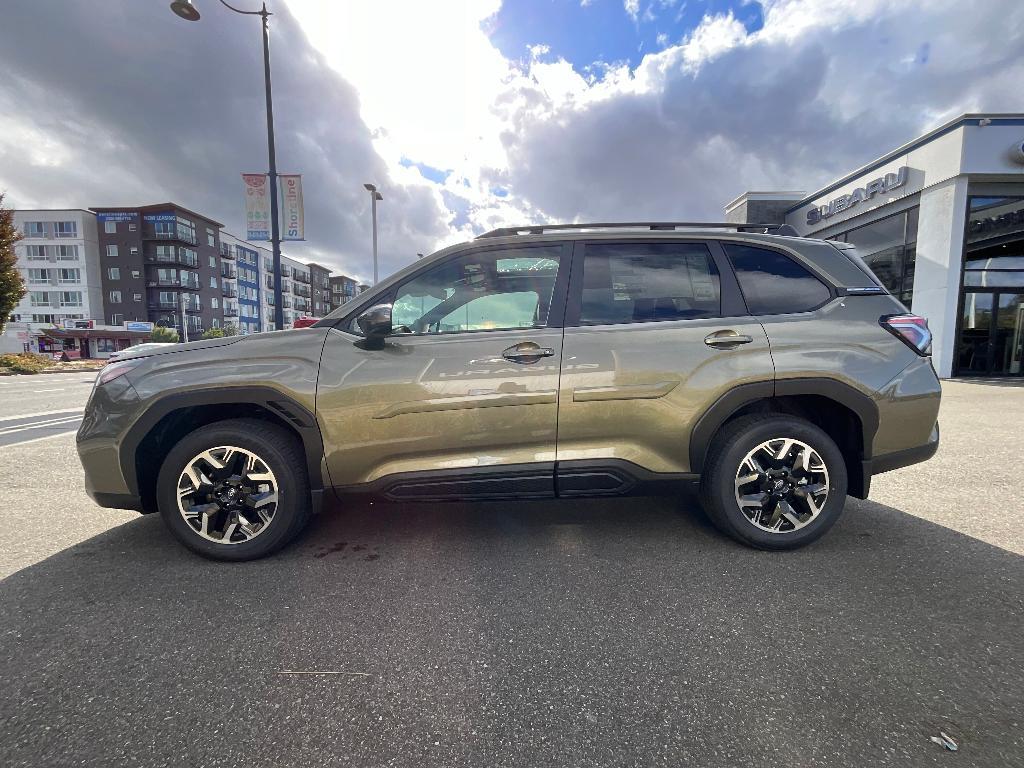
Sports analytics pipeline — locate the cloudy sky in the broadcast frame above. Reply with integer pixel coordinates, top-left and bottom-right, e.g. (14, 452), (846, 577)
(1, 0), (1022, 282)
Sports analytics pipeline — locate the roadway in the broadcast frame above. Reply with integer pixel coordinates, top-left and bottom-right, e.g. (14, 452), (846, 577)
(0, 373), (1021, 767)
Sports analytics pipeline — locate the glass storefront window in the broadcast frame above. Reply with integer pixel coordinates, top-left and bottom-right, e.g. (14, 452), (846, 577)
(835, 207), (918, 308)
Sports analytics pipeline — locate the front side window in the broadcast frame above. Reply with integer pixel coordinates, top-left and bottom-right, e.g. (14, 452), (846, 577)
(385, 246), (563, 335)
(578, 242), (721, 325)
(725, 244), (831, 315)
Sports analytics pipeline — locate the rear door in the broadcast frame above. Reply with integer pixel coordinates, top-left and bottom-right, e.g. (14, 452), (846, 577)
(555, 239), (775, 490)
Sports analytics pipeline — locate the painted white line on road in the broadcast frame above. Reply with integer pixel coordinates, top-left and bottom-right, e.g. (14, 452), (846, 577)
(32, 388), (65, 393)
(0, 409), (85, 423)
(0, 416), (84, 435)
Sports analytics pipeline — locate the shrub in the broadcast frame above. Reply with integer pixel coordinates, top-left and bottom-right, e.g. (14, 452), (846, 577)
(0, 352), (52, 374)
(150, 326), (179, 343)
(201, 327), (225, 339)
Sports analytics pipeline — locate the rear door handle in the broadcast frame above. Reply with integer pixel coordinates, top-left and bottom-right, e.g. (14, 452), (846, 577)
(502, 343), (555, 364)
(704, 331), (753, 348)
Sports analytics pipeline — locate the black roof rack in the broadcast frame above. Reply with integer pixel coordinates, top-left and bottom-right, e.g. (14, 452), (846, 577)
(476, 222), (801, 239)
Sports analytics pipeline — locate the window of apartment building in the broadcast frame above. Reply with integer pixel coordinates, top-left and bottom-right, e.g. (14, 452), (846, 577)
(209, 255), (216, 268)
(212, 297), (219, 309)
(210, 276), (217, 288)
(31, 314), (55, 323)
(207, 229), (216, 247)
(130, 246), (139, 256)
(108, 267), (120, 280)
(180, 247), (198, 266)
(133, 293), (142, 302)
(182, 271), (199, 289)
(24, 221), (46, 238)
(111, 313), (124, 326)
(61, 291), (83, 307)
(54, 221), (77, 238)
(28, 268), (50, 283)
(131, 269), (141, 279)
(155, 221), (174, 237)
(29, 291), (49, 306)
(212, 318), (221, 329)
(128, 222), (137, 232)
(176, 217), (196, 243)
(59, 268), (80, 283)
(104, 220), (117, 234)
(109, 290), (122, 304)
(159, 291), (176, 306)
(107, 244), (118, 258)
(57, 245), (78, 260)
(25, 245), (47, 260)
(155, 268), (175, 285)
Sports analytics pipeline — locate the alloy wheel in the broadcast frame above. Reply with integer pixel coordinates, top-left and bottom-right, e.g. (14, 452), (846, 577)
(733, 437), (830, 534)
(176, 445), (278, 544)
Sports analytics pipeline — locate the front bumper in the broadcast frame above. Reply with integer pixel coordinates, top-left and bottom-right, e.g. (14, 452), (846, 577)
(77, 375), (145, 511)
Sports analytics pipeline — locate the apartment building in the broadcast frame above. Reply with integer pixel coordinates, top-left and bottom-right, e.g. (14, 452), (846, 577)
(326, 274), (366, 313)
(307, 262), (331, 317)
(91, 203), (226, 340)
(220, 231), (261, 335)
(258, 252), (318, 330)
(1, 210), (104, 354)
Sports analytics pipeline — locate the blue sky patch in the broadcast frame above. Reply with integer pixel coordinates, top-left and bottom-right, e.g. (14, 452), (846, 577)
(487, 0), (764, 71)
(400, 157), (451, 184)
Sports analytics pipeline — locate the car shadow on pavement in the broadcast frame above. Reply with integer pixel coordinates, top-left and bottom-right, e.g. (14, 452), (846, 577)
(1, 494), (1021, 768)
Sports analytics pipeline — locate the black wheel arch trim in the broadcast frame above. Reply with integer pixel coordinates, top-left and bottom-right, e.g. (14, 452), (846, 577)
(120, 386), (326, 500)
(688, 377), (880, 475)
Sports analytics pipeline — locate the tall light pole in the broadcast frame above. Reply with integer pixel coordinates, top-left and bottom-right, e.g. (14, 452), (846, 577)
(170, 0), (284, 331)
(363, 183), (383, 284)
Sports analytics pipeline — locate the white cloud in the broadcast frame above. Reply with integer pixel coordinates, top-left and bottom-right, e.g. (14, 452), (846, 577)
(624, 0), (641, 22)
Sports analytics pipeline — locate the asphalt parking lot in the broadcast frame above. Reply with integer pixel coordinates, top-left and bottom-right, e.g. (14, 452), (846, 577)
(0, 374), (1021, 767)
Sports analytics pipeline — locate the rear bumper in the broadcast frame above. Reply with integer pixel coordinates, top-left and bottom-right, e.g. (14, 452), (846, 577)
(863, 422), (939, 486)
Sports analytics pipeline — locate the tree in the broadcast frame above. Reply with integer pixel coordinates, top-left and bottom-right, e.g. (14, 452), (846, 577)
(0, 194), (25, 336)
(200, 327), (225, 339)
(150, 326), (179, 343)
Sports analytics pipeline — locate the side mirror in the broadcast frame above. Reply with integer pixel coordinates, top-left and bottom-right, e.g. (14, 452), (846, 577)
(356, 303), (392, 348)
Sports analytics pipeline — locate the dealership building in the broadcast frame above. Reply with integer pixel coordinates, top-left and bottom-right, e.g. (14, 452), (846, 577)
(726, 113), (1024, 379)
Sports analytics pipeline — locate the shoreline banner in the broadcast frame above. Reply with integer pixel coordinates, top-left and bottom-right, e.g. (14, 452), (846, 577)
(243, 173), (270, 241)
(280, 174), (305, 241)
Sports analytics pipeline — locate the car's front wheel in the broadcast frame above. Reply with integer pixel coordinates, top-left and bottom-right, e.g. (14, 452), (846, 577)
(156, 418), (312, 561)
(700, 414), (848, 550)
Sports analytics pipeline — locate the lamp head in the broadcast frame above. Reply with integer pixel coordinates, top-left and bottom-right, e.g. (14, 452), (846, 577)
(170, 0), (201, 21)
(363, 183), (377, 193)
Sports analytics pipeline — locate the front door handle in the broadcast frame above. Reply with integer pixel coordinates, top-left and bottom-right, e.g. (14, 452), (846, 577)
(502, 342), (555, 364)
(704, 331), (754, 348)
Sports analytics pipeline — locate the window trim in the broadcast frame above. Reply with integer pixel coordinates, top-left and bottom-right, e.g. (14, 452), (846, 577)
(562, 238), (747, 328)
(340, 241), (572, 337)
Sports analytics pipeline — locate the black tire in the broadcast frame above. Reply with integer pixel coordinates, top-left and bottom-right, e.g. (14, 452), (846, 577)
(156, 418), (312, 561)
(699, 414), (848, 550)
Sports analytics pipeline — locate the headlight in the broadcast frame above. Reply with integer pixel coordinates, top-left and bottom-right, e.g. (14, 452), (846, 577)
(96, 359), (141, 386)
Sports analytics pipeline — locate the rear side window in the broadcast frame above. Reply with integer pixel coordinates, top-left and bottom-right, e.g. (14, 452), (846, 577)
(725, 244), (831, 315)
(579, 242), (721, 325)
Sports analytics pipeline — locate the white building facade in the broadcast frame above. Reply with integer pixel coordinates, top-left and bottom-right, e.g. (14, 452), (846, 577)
(727, 113), (1024, 378)
(2, 210), (104, 354)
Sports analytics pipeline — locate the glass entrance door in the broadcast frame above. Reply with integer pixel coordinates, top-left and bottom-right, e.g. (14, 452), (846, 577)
(957, 291), (1024, 376)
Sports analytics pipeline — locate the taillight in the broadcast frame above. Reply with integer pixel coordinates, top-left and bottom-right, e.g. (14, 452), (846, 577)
(881, 314), (932, 355)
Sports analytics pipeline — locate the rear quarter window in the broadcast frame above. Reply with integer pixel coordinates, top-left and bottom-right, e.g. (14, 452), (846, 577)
(724, 243), (832, 315)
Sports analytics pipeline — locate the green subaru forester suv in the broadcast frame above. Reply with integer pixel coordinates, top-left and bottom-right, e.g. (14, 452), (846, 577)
(77, 223), (941, 560)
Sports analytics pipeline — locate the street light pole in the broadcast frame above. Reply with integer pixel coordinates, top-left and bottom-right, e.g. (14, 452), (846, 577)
(363, 183), (383, 284)
(170, 0), (284, 331)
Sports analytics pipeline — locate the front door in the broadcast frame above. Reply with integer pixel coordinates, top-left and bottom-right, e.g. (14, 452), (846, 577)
(555, 239), (775, 486)
(957, 291), (1024, 376)
(316, 242), (570, 497)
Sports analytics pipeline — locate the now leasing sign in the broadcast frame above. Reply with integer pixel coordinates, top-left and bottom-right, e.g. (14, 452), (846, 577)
(243, 173), (270, 241)
(807, 166), (909, 225)
(279, 174), (305, 240)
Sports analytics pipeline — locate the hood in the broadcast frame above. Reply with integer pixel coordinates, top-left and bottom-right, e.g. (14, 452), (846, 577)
(116, 335), (245, 361)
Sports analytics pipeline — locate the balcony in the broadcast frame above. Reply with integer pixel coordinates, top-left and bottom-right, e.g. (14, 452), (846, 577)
(221, 265), (237, 279)
(148, 300), (179, 311)
(219, 243), (235, 260)
(281, 298), (293, 309)
(221, 286), (238, 298)
(144, 226), (198, 246)
(293, 285), (311, 299)
(223, 307), (239, 318)
(293, 271), (310, 284)
(146, 250), (198, 268)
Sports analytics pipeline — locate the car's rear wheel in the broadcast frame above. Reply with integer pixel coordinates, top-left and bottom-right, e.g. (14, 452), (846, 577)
(700, 414), (848, 550)
(156, 418), (312, 561)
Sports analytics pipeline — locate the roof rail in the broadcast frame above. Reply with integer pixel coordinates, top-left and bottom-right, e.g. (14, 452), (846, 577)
(476, 222), (801, 239)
